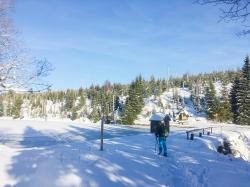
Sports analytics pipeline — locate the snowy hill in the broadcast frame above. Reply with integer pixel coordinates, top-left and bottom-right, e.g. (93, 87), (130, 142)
(0, 80), (234, 125)
(135, 87), (205, 125)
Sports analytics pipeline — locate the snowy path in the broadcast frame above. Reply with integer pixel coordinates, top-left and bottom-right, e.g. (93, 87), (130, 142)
(1, 120), (250, 187)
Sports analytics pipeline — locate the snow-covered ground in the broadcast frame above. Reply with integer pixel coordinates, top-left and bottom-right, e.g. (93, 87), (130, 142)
(0, 119), (250, 187)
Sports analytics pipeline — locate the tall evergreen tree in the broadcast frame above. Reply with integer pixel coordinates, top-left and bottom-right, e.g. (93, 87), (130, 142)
(64, 89), (76, 113)
(205, 81), (219, 120)
(134, 76), (144, 113)
(71, 107), (78, 120)
(114, 96), (120, 111)
(122, 81), (136, 124)
(122, 76), (144, 124)
(237, 56), (250, 125)
(218, 85), (233, 122)
(149, 75), (156, 96)
(230, 77), (240, 123)
(11, 96), (23, 119)
(89, 105), (100, 122)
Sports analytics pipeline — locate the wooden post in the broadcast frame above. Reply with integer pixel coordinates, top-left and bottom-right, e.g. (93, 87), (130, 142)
(210, 127), (213, 134)
(203, 129), (205, 135)
(199, 132), (202, 137)
(186, 131), (189, 140)
(190, 133), (194, 140)
(100, 116), (104, 151)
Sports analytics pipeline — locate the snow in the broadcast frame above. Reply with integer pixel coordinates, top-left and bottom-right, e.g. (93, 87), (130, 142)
(0, 119), (250, 187)
(149, 113), (165, 121)
(0, 86), (249, 186)
(219, 124), (250, 161)
(135, 87), (204, 125)
(214, 81), (223, 97)
(213, 81), (232, 97)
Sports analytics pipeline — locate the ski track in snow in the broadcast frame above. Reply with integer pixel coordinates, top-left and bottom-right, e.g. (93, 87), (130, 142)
(153, 131), (250, 187)
(161, 135), (209, 187)
(0, 120), (250, 187)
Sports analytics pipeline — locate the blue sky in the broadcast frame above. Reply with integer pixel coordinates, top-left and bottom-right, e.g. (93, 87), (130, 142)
(13, 0), (249, 90)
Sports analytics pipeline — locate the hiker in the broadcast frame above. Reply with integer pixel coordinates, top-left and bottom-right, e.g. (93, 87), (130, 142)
(155, 121), (168, 156)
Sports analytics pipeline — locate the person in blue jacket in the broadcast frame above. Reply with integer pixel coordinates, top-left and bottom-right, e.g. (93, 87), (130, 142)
(155, 121), (169, 156)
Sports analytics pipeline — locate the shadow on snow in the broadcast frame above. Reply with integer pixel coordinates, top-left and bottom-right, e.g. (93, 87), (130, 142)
(4, 126), (164, 187)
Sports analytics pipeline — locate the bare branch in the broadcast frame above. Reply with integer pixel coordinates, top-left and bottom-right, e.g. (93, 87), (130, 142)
(0, 0), (53, 93)
(196, 0), (250, 35)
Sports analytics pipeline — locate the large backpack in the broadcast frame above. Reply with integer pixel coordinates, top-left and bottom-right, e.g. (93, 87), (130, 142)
(164, 115), (170, 135)
(156, 123), (169, 137)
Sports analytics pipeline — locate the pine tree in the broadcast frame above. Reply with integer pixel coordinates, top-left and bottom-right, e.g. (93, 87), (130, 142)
(122, 82), (136, 124)
(134, 76), (144, 113)
(89, 93), (101, 122)
(114, 96), (120, 111)
(205, 81), (219, 120)
(71, 107), (78, 120)
(191, 81), (203, 112)
(11, 96), (23, 119)
(237, 56), (250, 125)
(149, 75), (156, 96)
(230, 77), (240, 123)
(122, 76), (144, 124)
(218, 85), (233, 122)
(64, 89), (76, 114)
(89, 105), (100, 122)
(77, 91), (86, 111)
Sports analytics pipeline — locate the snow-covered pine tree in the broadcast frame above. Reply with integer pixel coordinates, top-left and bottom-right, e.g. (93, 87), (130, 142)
(89, 92), (101, 122)
(156, 79), (163, 95)
(71, 107), (78, 120)
(230, 77), (240, 124)
(173, 88), (179, 104)
(205, 81), (219, 120)
(237, 56), (250, 125)
(134, 76), (144, 113)
(191, 80), (203, 112)
(114, 96), (120, 111)
(149, 75), (156, 96)
(122, 81), (136, 124)
(89, 105), (100, 122)
(11, 95), (23, 119)
(122, 76), (144, 125)
(64, 89), (77, 118)
(218, 85), (233, 122)
(121, 101), (134, 124)
(77, 92), (86, 111)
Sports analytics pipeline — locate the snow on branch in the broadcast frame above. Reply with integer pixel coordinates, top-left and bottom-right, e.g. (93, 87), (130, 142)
(0, 58), (53, 93)
(0, 0), (53, 93)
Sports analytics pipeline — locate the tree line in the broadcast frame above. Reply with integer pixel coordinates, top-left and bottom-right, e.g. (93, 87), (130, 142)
(205, 56), (250, 125)
(0, 65), (247, 125)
